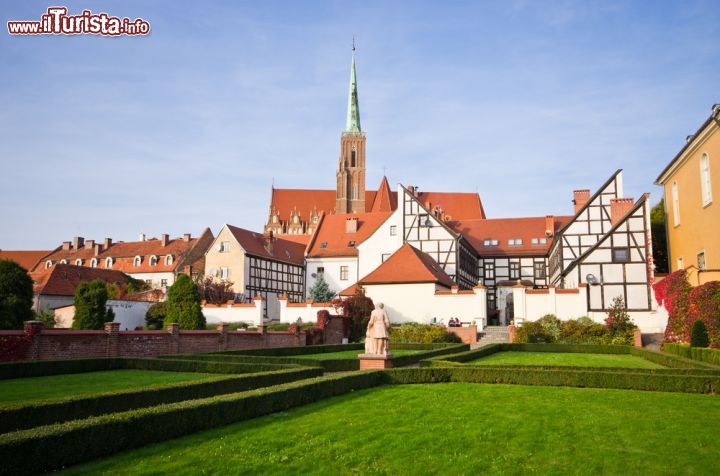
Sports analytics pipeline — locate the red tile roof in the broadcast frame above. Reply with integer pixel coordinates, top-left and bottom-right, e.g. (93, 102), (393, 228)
(357, 244), (455, 288)
(271, 178), (485, 225)
(448, 216), (573, 257)
(31, 264), (131, 297)
(34, 229), (213, 274)
(370, 176), (396, 212)
(306, 212), (392, 257)
(0, 250), (50, 271)
(274, 234), (312, 246)
(226, 225), (306, 265)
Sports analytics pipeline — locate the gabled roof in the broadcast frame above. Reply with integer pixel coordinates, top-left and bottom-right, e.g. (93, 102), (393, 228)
(226, 225), (305, 265)
(656, 108), (720, 184)
(31, 264), (131, 297)
(306, 212), (392, 258)
(356, 243), (455, 288)
(270, 181), (485, 224)
(0, 250), (51, 271)
(449, 216), (573, 257)
(370, 176), (396, 212)
(34, 229), (214, 274)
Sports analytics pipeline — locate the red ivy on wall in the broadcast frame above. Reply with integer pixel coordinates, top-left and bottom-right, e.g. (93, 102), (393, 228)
(0, 325), (41, 361)
(687, 282), (720, 348)
(653, 269), (692, 344)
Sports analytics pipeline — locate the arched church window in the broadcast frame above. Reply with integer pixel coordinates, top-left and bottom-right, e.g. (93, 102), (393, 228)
(351, 146), (356, 167)
(352, 184), (358, 200)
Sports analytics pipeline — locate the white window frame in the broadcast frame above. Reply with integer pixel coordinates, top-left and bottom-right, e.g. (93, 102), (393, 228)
(220, 267), (229, 280)
(105, 257), (113, 268)
(700, 153), (712, 207)
(677, 256), (684, 270)
(149, 255), (158, 266)
(74, 259), (82, 266)
(697, 251), (706, 271)
(389, 225), (397, 236)
(165, 255), (173, 266)
(671, 181), (680, 227)
(90, 258), (98, 268)
(133, 256), (142, 267)
(340, 265), (349, 281)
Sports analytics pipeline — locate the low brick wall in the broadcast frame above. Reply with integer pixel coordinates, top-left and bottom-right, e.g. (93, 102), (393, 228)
(1, 321), (306, 362)
(447, 325), (478, 344)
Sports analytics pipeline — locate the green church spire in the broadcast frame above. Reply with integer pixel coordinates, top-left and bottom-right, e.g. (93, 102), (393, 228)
(345, 45), (361, 133)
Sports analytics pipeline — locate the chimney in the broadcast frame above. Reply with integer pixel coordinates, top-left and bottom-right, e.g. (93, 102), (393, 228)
(407, 185), (414, 194)
(94, 244), (102, 257)
(104, 238), (112, 250)
(139, 233), (146, 242)
(161, 234), (169, 247)
(84, 239), (95, 250)
(73, 236), (84, 249)
(545, 215), (555, 237)
(346, 217), (358, 233)
(610, 198), (634, 225)
(182, 233), (191, 242)
(573, 190), (590, 213)
(263, 230), (274, 253)
(62, 241), (71, 251)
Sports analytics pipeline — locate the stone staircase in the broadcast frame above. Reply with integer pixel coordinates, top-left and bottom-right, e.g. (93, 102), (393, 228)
(472, 326), (510, 348)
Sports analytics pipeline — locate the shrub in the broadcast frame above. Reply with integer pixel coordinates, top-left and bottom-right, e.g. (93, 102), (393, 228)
(690, 320), (710, 348)
(0, 259), (34, 330)
(34, 309), (57, 328)
(195, 276), (236, 305)
(606, 296), (636, 334)
(537, 314), (562, 340)
(653, 269), (692, 343)
(145, 302), (166, 330)
(73, 279), (114, 329)
(514, 321), (553, 343)
(124, 277), (150, 294)
(308, 274), (336, 302)
(390, 323), (462, 343)
(331, 288), (373, 342)
(165, 274), (205, 330)
(558, 318), (608, 344)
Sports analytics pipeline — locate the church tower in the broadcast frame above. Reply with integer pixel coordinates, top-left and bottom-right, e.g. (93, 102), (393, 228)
(336, 46), (366, 214)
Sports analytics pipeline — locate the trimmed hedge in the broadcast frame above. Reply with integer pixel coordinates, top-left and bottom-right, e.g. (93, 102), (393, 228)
(663, 344), (720, 367)
(422, 362), (720, 376)
(0, 358), (125, 380)
(0, 372), (384, 475)
(382, 367), (720, 394)
(213, 343), (363, 356)
(125, 358), (298, 374)
(0, 367), (322, 434)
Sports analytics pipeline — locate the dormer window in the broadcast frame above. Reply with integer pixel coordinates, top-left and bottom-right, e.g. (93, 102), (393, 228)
(149, 255), (158, 266)
(320, 242), (328, 249)
(134, 256), (142, 267)
(483, 240), (499, 247)
(531, 238), (547, 245)
(60, 259), (68, 264)
(165, 255), (173, 266)
(348, 240), (356, 247)
(508, 239), (523, 246)
(74, 259), (82, 266)
(90, 258), (98, 268)
(312, 215), (318, 224)
(45, 260), (53, 269)
(105, 257), (114, 268)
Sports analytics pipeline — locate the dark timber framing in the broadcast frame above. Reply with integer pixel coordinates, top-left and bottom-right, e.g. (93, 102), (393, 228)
(245, 254), (305, 317)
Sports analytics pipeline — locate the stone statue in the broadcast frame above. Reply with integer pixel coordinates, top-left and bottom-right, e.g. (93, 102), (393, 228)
(366, 302), (391, 356)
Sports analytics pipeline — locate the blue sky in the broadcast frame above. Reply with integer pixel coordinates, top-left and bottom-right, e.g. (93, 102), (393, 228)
(1, 1), (719, 249)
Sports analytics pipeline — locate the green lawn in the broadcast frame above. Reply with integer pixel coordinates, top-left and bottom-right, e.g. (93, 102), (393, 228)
(298, 349), (423, 360)
(468, 351), (665, 368)
(63, 383), (720, 475)
(0, 370), (220, 405)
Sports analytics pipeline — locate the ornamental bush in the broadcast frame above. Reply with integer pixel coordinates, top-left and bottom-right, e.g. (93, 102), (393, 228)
(686, 282), (720, 347)
(0, 259), (34, 329)
(390, 322), (462, 344)
(331, 288), (373, 342)
(73, 279), (114, 329)
(165, 274), (205, 330)
(690, 320), (710, 348)
(145, 302), (166, 330)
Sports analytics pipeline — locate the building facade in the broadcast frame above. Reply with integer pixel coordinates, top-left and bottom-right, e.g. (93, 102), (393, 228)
(656, 104), (720, 285)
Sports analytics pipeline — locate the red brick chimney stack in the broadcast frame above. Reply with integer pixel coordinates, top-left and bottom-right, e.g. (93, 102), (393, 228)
(182, 233), (191, 242)
(84, 239), (95, 250)
(73, 237), (84, 250)
(161, 234), (169, 247)
(545, 215), (555, 237)
(104, 238), (112, 250)
(573, 190), (590, 213)
(346, 217), (358, 233)
(610, 198), (634, 225)
(62, 241), (71, 251)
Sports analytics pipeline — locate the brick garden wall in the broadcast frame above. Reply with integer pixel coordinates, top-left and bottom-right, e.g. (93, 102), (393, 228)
(0, 321), (306, 361)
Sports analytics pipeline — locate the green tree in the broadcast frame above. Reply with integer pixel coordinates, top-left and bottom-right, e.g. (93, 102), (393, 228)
(308, 274), (335, 302)
(73, 279), (114, 329)
(690, 320), (709, 348)
(165, 274), (205, 329)
(651, 199), (669, 274)
(34, 308), (57, 328)
(0, 259), (34, 329)
(145, 301), (167, 330)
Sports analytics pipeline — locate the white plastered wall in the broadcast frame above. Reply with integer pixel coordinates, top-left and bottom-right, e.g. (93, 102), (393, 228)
(305, 257), (358, 298)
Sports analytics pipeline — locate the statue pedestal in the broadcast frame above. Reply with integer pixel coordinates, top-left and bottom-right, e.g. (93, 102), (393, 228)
(358, 353), (393, 370)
